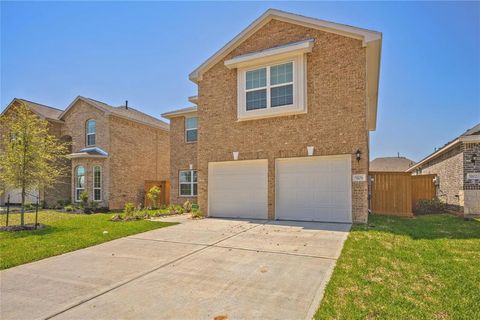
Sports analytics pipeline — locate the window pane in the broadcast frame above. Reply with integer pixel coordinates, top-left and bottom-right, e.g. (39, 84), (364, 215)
(87, 120), (96, 134)
(271, 84), (293, 107)
(193, 183), (198, 196)
(186, 129), (197, 142)
(186, 117), (197, 129)
(246, 89), (267, 111)
(94, 167), (101, 188)
(270, 62), (293, 85)
(87, 134), (95, 146)
(193, 170), (197, 182)
(180, 171), (191, 183)
(180, 183), (191, 196)
(94, 189), (101, 201)
(246, 68), (266, 90)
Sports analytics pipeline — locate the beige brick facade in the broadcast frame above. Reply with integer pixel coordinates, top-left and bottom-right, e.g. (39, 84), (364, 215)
(169, 116), (198, 205)
(168, 19), (371, 223)
(62, 99), (170, 210)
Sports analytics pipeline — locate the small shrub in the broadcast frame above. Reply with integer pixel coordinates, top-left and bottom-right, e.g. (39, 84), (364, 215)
(23, 203), (35, 211)
(414, 198), (447, 215)
(123, 202), (135, 217)
(146, 186), (162, 209)
(183, 200), (192, 213)
(191, 208), (204, 219)
(64, 204), (75, 212)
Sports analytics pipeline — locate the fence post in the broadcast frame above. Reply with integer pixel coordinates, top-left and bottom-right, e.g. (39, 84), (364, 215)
(6, 195), (10, 227)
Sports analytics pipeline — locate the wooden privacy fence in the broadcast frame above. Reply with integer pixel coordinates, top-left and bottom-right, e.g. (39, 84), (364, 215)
(369, 172), (436, 217)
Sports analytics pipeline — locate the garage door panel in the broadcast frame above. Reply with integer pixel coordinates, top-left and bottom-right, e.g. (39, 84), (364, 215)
(209, 160), (268, 219)
(276, 156), (352, 223)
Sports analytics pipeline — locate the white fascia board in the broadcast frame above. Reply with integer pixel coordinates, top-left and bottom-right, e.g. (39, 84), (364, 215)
(188, 96), (198, 104)
(161, 107), (198, 119)
(224, 39), (314, 69)
(406, 139), (461, 172)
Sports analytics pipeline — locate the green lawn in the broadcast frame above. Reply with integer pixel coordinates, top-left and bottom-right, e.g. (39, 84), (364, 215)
(0, 210), (176, 270)
(315, 214), (480, 320)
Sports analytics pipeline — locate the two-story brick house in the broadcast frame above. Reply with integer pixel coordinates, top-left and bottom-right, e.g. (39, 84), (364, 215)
(1, 96), (170, 210)
(163, 9), (382, 223)
(0, 99), (71, 206)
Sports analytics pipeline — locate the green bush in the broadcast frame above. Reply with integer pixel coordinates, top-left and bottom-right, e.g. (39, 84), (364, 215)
(183, 200), (192, 213)
(414, 198), (447, 215)
(64, 204), (75, 212)
(191, 207), (204, 219)
(123, 202), (135, 217)
(146, 186), (161, 209)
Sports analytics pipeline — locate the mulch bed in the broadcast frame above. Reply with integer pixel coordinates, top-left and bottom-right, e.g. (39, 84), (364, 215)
(0, 223), (46, 232)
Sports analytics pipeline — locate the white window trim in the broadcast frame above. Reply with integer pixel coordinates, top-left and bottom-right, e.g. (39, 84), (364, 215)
(179, 170), (197, 197)
(237, 55), (307, 121)
(86, 119), (96, 147)
(93, 165), (102, 202)
(185, 116), (198, 143)
(75, 166), (85, 202)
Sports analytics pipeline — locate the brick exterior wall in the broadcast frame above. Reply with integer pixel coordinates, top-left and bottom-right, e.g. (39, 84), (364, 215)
(109, 116), (169, 209)
(62, 100), (170, 210)
(419, 144), (464, 206)
(462, 142), (480, 214)
(195, 19), (370, 223)
(415, 141), (480, 215)
(169, 116), (198, 205)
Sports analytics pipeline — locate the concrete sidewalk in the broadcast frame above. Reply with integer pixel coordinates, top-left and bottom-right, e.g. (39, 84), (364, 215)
(0, 217), (350, 320)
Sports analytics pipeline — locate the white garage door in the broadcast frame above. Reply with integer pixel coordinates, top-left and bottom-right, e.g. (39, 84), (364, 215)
(276, 155), (352, 223)
(208, 160), (268, 219)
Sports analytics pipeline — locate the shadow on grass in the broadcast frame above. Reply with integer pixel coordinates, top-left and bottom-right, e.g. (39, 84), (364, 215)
(361, 213), (480, 240)
(0, 225), (73, 239)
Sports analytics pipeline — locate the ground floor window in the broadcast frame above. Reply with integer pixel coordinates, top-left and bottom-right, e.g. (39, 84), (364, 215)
(75, 166), (85, 201)
(93, 166), (102, 201)
(179, 170), (197, 196)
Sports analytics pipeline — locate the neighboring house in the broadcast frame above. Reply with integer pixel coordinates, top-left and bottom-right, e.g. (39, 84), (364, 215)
(162, 9), (382, 223)
(407, 124), (480, 215)
(0, 98), (70, 206)
(1, 96), (170, 210)
(370, 156), (415, 172)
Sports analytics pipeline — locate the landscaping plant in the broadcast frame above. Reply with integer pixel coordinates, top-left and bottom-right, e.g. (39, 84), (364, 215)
(146, 185), (161, 209)
(0, 102), (68, 226)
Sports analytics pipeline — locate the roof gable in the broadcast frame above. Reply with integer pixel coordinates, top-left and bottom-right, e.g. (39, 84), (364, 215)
(1, 98), (63, 122)
(189, 9), (382, 131)
(60, 96), (169, 131)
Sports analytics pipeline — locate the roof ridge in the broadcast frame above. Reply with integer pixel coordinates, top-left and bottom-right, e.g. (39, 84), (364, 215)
(17, 98), (62, 111)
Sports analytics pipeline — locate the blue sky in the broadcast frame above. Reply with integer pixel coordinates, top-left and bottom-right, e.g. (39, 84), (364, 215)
(1, 1), (479, 161)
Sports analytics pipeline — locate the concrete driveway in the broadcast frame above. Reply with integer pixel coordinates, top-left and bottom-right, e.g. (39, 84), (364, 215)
(0, 216), (350, 320)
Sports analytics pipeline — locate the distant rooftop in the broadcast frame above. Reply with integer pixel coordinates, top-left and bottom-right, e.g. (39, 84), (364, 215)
(16, 98), (63, 120)
(370, 156), (416, 172)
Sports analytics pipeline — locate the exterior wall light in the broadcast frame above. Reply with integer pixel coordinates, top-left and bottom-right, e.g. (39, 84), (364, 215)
(472, 153), (478, 164)
(233, 151), (239, 160)
(355, 149), (362, 161)
(307, 146), (314, 156)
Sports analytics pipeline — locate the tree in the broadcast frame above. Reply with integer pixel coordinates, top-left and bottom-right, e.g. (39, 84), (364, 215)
(0, 102), (68, 226)
(146, 185), (161, 209)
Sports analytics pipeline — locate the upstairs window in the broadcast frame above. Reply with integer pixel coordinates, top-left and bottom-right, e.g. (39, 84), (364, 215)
(185, 117), (198, 143)
(93, 166), (102, 201)
(179, 170), (197, 196)
(225, 39), (312, 121)
(86, 119), (96, 146)
(245, 62), (293, 110)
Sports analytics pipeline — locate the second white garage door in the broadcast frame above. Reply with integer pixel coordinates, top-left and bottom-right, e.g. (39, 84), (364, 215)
(208, 159), (268, 219)
(276, 155), (352, 223)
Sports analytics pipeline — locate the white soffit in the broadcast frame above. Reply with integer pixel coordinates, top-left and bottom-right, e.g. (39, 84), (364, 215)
(224, 39), (314, 69)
